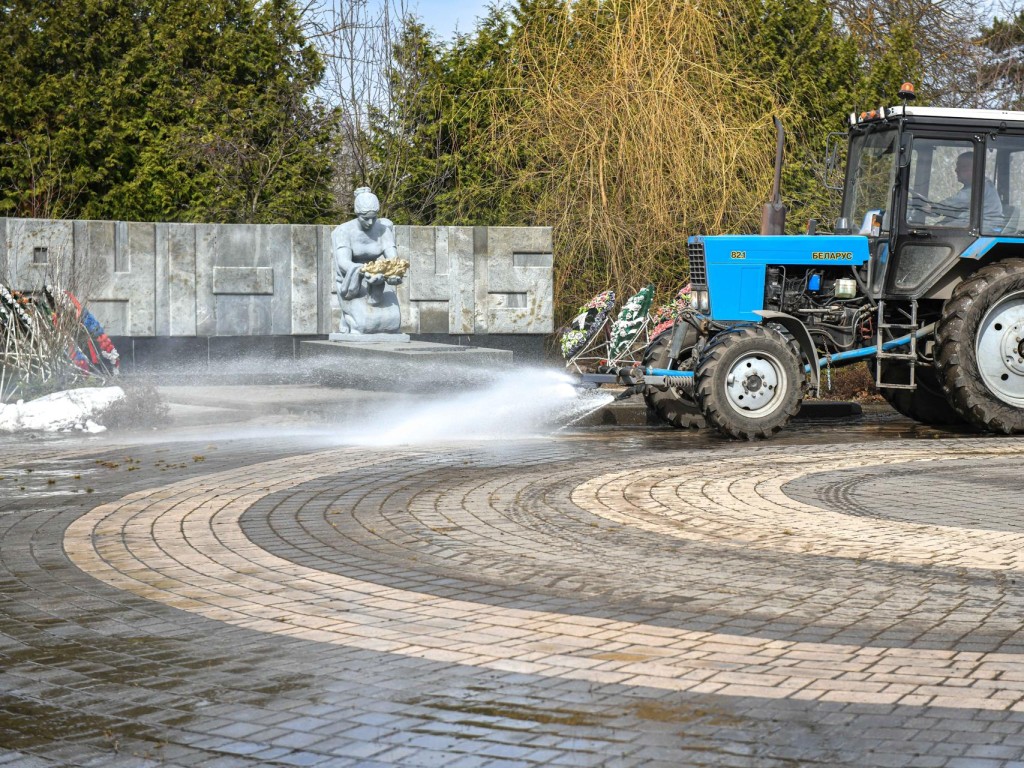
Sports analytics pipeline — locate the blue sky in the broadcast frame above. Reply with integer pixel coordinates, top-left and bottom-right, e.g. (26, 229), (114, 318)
(412, 0), (496, 39)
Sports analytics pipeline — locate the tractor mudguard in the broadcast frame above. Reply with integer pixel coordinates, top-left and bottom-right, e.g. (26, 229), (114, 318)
(753, 310), (820, 394)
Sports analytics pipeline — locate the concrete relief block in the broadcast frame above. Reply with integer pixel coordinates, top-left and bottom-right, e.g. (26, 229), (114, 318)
(215, 295), (273, 336)
(68, 220), (156, 336)
(482, 226), (554, 334)
(263, 224), (292, 334)
(394, 271), (415, 334)
(317, 225), (334, 334)
(87, 299), (130, 336)
(417, 301), (451, 333)
(290, 225), (319, 334)
(123, 222), (156, 335)
(6, 219), (74, 288)
(0, 218), (7, 279)
(401, 225), (450, 301)
(212, 266), (274, 294)
(166, 224), (198, 336)
(449, 227), (476, 334)
(195, 224), (218, 336)
(84, 221), (116, 283)
(472, 227), (490, 334)
(218, 224), (261, 267)
(398, 225), (452, 333)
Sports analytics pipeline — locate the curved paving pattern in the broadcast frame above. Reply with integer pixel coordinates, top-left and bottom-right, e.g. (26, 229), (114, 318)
(785, 458), (1024, 531)
(6, 430), (1024, 766)
(66, 439), (1024, 712)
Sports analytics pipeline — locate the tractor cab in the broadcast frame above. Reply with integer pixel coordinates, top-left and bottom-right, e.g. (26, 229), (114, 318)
(842, 102), (1024, 302)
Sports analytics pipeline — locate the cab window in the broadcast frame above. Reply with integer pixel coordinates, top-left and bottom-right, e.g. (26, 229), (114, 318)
(905, 139), (976, 228)
(983, 137), (1024, 236)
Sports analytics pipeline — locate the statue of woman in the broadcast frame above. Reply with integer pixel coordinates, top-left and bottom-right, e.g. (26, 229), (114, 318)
(331, 187), (403, 334)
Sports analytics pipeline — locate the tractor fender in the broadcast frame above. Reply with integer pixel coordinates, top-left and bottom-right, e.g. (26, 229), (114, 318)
(753, 310), (820, 394)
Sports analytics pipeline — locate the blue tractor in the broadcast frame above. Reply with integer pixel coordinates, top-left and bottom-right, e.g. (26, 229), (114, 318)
(640, 84), (1024, 438)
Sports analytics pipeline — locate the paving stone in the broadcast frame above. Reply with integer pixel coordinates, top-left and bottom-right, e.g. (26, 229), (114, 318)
(4, 423), (1024, 766)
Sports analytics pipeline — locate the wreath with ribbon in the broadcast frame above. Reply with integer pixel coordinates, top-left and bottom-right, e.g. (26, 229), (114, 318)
(607, 284), (655, 360)
(650, 284), (693, 339)
(560, 290), (616, 360)
(42, 286), (120, 376)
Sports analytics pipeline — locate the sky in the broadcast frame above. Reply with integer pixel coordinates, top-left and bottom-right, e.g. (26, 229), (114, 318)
(412, 0), (495, 39)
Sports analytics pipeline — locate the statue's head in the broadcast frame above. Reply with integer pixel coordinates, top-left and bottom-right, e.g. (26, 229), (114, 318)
(353, 186), (380, 230)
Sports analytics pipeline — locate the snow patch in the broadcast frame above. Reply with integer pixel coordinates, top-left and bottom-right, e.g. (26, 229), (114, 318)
(0, 387), (125, 433)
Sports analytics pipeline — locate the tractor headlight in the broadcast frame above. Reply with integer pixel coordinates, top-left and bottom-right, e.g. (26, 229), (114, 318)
(692, 289), (710, 313)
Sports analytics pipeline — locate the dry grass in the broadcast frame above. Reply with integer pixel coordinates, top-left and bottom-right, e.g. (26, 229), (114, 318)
(814, 361), (885, 402)
(493, 0), (787, 320)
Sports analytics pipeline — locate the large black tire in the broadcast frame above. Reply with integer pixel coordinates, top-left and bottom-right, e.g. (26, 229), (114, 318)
(695, 325), (803, 440)
(936, 258), (1024, 433)
(641, 329), (703, 429)
(870, 359), (966, 426)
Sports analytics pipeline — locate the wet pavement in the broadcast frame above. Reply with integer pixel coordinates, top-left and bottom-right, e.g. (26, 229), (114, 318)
(3, 385), (1024, 767)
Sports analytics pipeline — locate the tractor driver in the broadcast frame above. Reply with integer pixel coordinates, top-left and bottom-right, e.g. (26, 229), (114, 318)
(912, 151), (1002, 227)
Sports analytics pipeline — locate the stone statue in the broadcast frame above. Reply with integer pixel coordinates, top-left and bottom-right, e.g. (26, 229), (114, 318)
(331, 187), (407, 337)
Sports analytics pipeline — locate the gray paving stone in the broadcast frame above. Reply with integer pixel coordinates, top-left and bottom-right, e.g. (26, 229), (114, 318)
(4, 423), (1024, 768)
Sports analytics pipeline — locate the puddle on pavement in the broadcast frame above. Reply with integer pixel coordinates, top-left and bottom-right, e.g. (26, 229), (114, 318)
(0, 696), (157, 752)
(406, 691), (747, 732)
(630, 699), (745, 728)
(561, 410), (986, 452)
(406, 696), (604, 729)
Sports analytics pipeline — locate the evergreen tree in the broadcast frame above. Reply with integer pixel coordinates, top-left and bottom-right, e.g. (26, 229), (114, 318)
(0, 0), (338, 223)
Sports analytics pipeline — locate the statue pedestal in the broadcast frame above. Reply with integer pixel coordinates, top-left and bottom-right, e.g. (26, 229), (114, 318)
(328, 332), (410, 343)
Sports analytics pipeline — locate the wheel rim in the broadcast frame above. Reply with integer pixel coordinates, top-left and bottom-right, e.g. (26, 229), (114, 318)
(724, 351), (788, 416)
(976, 290), (1024, 407)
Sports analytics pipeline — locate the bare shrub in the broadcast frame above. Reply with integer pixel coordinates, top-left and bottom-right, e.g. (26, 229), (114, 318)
(1, 226), (118, 403)
(101, 378), (170, 430)
(0, 286), (117, 403)
(815, 361), (884, 402)
(304, 0), (410, 211)
(493, 0), (786, 320)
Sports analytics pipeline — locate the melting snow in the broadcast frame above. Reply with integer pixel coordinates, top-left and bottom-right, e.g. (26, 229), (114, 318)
(0, 387), (125, 433)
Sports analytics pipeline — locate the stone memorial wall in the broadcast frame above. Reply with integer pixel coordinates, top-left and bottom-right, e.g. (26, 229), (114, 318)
(0, 218), (554, 339)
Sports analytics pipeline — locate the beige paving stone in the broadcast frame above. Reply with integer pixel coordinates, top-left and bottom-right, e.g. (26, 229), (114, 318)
(62, 441), (1024, 711)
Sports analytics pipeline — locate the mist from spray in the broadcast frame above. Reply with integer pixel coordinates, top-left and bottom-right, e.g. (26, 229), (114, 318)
(69, 353), (619, 448)
(335, 367), (614, 446)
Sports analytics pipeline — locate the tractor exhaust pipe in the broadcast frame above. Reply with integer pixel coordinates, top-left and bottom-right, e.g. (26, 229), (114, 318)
(760, 116), (787, 236)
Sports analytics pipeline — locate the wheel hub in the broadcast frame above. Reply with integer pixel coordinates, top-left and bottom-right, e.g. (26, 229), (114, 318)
(725, 354), (780, 412)
(976, 292), (1024, 405)
(999, 323), (1024, 376)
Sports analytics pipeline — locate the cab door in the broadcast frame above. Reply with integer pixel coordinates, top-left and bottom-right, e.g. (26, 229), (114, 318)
(890, 134), (981, 297)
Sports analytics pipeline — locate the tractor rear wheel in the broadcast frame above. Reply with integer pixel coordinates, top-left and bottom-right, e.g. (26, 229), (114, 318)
(870, 359), (966, 426)
(695, 325), (803, 439)
(936, 258), (1024, 433)
(642, 329), (703, 429)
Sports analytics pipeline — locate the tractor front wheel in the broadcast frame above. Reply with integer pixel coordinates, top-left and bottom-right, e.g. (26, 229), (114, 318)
(642, 329), (703, 429)
(695, 325), (803, 439)
(936, 258), (1024, 433)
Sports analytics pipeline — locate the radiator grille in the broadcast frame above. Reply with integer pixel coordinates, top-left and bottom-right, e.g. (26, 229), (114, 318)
(686, 240), (707, 286)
